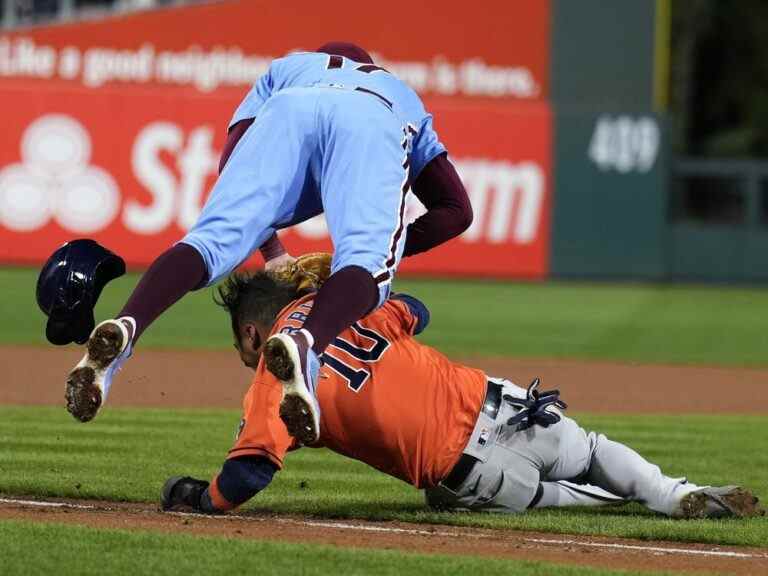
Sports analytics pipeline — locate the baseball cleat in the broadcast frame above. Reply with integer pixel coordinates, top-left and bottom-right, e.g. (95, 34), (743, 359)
(263, 330), (321, 445)
(65, 318), (134, 423)
(674, 486), (764, 519)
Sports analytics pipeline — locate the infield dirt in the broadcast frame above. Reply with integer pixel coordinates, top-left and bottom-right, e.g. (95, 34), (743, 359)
(1, 498), (767, 575)
(3, 345), (767, 413)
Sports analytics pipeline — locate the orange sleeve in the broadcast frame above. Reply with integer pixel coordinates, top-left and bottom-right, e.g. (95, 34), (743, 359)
(228, 370), (294, 469)
(226, 296), (312, 467)
(383, 299), (419, 335)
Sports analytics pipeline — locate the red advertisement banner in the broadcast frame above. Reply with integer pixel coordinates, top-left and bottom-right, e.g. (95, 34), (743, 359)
(0, 0), (552, 278)
(0, 87), (551, 278)
(0, 0), (550, 101)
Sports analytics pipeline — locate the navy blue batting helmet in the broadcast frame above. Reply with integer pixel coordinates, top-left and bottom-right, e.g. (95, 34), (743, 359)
(36, 239), (126, 346)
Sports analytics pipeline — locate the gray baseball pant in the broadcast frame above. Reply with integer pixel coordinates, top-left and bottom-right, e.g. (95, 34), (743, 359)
(425, 378), (700, 516)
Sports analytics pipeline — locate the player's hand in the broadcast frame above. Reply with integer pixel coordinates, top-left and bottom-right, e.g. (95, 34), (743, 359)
(161, 476), (209, 511)
(265, 253), (296, 271)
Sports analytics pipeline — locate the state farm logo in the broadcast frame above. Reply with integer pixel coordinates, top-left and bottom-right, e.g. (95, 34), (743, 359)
(0, 114), (119, 232)
(457, 159), (544, 244)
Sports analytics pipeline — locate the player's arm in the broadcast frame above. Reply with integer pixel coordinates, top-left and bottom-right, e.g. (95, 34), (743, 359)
(404, 113), (472, 258)
(218, 117), (254, 173)
(161, 456), (278, 513)
(162, 372), (295, 513)
(403, 152), (472, 257)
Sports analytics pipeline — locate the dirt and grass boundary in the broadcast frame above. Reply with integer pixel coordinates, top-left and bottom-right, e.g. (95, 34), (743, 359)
(1, 497), (767, 575)
(4, 344), (768, 574)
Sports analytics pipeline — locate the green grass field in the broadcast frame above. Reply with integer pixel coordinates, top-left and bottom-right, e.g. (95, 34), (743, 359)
(0, 520), (664, 576)
(1, 405), (766, 547)
(4, 268), (768, 365)
(1, 266), (767, 573)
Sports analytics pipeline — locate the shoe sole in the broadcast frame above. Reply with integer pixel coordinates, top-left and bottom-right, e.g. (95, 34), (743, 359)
(679, 487), (764, 519)
(264, 335), (319, 445)
(65, 322), (125, 423)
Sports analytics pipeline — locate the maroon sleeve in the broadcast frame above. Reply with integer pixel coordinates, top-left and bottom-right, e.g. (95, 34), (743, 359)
(259, 233), (287, 262)
(403, 153), (473, 257)
(218, 118), (255, 174)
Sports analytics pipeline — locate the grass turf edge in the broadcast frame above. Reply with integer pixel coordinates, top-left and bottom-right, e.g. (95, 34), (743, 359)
(0, 518), (661, 576)
(1, 405), (766, 547)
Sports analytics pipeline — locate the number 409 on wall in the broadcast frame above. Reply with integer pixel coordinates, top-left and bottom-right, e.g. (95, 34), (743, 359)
(588, 115), (660, 174)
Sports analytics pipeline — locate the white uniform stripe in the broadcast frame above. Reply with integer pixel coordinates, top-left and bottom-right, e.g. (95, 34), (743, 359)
(381, 128), (411, 273)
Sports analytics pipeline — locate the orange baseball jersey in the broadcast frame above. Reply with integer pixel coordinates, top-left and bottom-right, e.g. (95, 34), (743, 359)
(229, 294), (487, 488)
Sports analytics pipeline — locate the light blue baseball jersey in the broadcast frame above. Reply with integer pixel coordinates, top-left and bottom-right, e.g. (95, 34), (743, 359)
(230, 52), (446, 179)
(182, 52), (447, 303)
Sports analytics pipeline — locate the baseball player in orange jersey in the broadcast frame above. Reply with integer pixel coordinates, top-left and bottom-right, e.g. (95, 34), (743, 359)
(161, 272), (763, 519)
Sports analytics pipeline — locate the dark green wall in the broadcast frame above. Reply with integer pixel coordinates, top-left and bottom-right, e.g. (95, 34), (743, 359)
(549, 1), (667, 279)
(551, 113), (668, 279)
(668, 161), (768, 282)
(550, 0), (656, 112)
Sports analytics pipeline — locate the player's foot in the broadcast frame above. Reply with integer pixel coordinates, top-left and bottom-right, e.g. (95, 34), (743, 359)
(263, 330), (321, 445)
(674, 486), (764, 519)
(65, 317), (134, 423)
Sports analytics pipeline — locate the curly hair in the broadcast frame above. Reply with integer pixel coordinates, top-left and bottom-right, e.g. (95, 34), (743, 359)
(214, 271), (308, 336)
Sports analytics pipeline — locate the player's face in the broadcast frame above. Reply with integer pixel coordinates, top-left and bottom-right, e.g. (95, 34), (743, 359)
(235, 322), (270, 371)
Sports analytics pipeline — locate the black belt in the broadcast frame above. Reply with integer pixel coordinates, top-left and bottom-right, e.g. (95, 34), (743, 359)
(354, 86), (393, 109)
(440, 381), (502, 492)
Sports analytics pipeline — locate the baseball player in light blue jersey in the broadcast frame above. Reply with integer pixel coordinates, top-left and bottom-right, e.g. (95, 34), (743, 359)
(65, 43), (473, 442)
(184, 50), (443, 302)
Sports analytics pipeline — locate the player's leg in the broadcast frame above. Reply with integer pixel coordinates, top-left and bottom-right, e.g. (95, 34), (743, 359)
(575, 430), (762, 517)
(531, 481), (624, 509)
(537, 417), (762, 517)
(523, 413), (692, 514)
(525, 417), (648, 510)
(565, 428), (697, 515)
(181, 94), (318, 289)
(104, 119), (270, 346)
(264, 90), (407, 444)
(305, 91), (409, 348)
(474, 379), (687, 514)
(66, 91), (317, 423)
